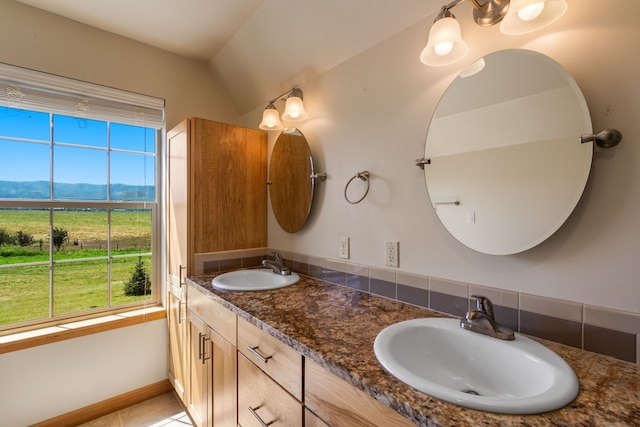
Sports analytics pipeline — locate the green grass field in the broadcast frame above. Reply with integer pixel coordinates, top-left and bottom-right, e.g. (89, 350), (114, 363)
(0, 209), (153, 326)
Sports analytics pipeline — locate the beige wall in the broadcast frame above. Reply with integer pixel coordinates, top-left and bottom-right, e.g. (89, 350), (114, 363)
(0, 0), (239, 129)
(250, 0), (640, 314)
(0, 2), (239, 423)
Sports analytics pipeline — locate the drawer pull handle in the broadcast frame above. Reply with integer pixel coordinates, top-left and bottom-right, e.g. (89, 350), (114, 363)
(201, 335), (211, 364)
(247, 345), (272, 363)
(248, 405), (275, 427)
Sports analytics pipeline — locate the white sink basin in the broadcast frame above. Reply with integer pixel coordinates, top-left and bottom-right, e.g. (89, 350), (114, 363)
(212, 269), (300, 291)
(373, 317), (579, 414)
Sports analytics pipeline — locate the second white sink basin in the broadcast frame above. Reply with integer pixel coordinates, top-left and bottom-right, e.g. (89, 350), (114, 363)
(373, 317), (579, 414)
(212, 269), (300, 291)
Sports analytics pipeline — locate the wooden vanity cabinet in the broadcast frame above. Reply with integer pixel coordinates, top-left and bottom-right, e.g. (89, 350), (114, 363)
(187, 284), (238, 427)
(166, 117), (266, 407)
(237, 316), (303, 426)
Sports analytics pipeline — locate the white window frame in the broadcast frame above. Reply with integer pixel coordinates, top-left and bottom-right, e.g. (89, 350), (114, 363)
(0, 63), (166, 336)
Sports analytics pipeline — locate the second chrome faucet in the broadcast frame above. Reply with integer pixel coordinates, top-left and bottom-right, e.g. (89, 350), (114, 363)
(460, 295), (515, 340)
(262, 251), (291, 276)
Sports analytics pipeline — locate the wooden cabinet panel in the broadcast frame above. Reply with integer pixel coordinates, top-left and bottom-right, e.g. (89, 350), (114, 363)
(190, 118), (267, 255)
(188, 283), (236, 345)
(188, 314), (211, 427)
(237, 316), (303, 401)
(305, 358), (415, 427)
(211, 325), (237, 427)
(188, 310), (238, 427)
(238, 353), (302, 427)
(167, 284), (187, 402)
(167, 118), (267, 276)
(167, 121), (189, 280)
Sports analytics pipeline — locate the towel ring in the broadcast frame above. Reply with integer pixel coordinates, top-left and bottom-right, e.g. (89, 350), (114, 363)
(344, 171), (370, 204)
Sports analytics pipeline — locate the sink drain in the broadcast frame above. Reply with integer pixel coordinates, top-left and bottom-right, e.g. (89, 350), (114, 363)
(462, 389), (481, 396)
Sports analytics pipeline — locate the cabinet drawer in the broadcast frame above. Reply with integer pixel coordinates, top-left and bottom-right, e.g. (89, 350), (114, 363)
(305, 358), (415, 427)
(238, 353), (302, 427)
(188, 283), (236, 344)
(237, 316), (303, 401)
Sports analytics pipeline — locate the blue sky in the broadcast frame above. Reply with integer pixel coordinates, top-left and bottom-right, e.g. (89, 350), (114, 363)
(0, 107), (156, 188)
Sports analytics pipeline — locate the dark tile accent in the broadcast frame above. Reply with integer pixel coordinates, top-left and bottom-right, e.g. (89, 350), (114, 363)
(493, 305), (518, 332)
(397, 284), (428, 309)
(346, 273), (369, 292)
(325, 269), (347, 286)
(202, 261), (219, 274)
(242, 256), (263, 268)
(520, 311), (582, 348)
(370, 278), (396, 299)
(292, 261), (309, 275)
(430, 291), (468, 317)
(584, 324), (637, 363)
(219, 258), (242, 272)
(308, 264), (325, 280)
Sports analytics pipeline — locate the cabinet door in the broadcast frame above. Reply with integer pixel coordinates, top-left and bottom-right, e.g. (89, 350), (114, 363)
(238, 354), (302, 427)
(189, 314), (212, 427)
(167, 119), (190, 276)
(167, 285), (187, 402)
(211, 327), (237, 427)
(190, 118), (267, 253)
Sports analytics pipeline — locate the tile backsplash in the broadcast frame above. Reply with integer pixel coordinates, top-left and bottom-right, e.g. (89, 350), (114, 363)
(194, 248), (640, 366)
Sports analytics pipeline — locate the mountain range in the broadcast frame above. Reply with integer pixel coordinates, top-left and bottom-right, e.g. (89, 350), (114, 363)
(0, 181), (155, 201)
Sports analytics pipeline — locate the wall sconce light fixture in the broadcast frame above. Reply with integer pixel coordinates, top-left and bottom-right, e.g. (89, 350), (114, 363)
(259, 87), (309, 131)
(420, 0), (568, 66)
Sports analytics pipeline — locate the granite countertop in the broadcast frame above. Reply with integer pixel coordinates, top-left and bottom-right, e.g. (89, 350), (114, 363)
(187, 273), (640, 426)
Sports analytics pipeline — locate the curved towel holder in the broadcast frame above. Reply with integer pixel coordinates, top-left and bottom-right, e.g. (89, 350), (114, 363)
(344, 171), (370, 204)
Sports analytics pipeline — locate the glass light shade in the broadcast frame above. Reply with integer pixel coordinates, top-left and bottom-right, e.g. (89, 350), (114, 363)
(420, 17), (469, 67)
(259, 107), (283, 130)
(500, 0), (568, 35)
(282, 96), (309, 121)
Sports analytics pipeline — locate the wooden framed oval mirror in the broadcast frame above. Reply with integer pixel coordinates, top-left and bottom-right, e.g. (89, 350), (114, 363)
(269, 129), (317, 233)
(424, 49), (593, 255)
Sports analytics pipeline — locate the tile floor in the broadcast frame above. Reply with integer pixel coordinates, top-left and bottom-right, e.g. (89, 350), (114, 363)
(78, 392), (193, 427)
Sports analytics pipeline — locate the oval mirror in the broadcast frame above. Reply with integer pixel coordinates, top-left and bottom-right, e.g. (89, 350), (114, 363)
(269, 129), (316, 233)
(424, 49), (593, 255)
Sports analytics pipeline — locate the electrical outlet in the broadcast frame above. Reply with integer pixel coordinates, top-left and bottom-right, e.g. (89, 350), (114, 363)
(385, 241), (399, 267)
(339, 236), (350, 259)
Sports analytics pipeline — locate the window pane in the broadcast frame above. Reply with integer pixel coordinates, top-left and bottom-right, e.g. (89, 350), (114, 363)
(110, 152), (155, 201)
(111, 209), (152, 253)
(0, 107), (49, 141)
(0, 264), (50, 326)
(53, 209), (108, 260)
(0, 208), (50, 261)
(111, 123), (156, 153)
(0, 140), (50, 199)
(53, 260), (108, 315)
(111, 255), (152, 306)
(53, 114), (107, 148)
(54, 146), (107, 200)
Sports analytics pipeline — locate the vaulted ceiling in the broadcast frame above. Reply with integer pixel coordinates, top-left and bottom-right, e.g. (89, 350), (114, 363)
(16, 0), (441, 113)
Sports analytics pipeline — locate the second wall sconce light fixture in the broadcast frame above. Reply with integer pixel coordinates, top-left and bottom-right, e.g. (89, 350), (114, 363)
(420, 0), (568, 66)
(259, 87), (309, 131)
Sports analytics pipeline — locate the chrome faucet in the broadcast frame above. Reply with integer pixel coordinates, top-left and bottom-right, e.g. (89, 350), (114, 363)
(460, 295), (514, 340)
(262, 252), (291, 276)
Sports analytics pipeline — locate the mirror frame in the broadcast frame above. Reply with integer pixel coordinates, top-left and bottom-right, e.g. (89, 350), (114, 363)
(269, 129), (316, 233)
